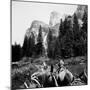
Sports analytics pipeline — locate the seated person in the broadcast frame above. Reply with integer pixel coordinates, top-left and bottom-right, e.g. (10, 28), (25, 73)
(57, 59), (65, 72)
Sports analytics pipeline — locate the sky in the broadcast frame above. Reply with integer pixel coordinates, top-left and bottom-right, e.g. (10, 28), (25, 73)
(12, 1), (78, 46)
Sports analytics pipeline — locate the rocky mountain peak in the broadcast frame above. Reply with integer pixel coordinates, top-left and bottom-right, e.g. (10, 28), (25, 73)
(25, 20), (50, 53)
(49, 11), (61, 27)
(75, 5), (87, 20)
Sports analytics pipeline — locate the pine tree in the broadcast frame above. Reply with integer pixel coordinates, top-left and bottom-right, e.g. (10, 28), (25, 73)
(82, 8), (87, 33)
(58, 17), (73, 58)
(80, 8), (87, 55)
(36, 25), (44, 56)
(59, 19), (64, 38)
(56, 19), (64, 58)
(73, 13), (82, 56)
(22, 32), (35, 57)
(81, 8), (87, 42)
(12, 42), (22, 62)
(28, 32), (35, 57)
(54, 37), (61, 58)
(22, 36), (28, 57)
(37, 25), (43, 43)
(63, 17), (73, 57)
(47, 28), (53, 58)
(73, 13), (80, 41)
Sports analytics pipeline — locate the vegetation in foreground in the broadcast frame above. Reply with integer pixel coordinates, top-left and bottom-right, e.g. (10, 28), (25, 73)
(11, 56), (87, 89)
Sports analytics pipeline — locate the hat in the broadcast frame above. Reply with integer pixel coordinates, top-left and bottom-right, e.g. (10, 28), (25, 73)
(60, 60), (64, 65)
(43, 62), (46, 66)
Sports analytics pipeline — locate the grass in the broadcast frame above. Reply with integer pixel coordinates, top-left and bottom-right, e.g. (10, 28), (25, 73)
(11, 56), (87, 89)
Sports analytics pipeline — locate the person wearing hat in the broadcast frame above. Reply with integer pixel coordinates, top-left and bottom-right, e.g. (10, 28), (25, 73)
(57, 59), (65, 73)
(43, 61), (48, 70)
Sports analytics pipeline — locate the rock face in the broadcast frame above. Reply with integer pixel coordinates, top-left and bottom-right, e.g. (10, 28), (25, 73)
(49, 11), (69, 37)
(25, 20), (50, 56)
(50, 23), (60, 37)
(24, 11), (62, 55)
(25, 20), (49, 39)
(49, 11), (61, 27)
(24, 12), (70, 55)
(74, 5), (87, 27)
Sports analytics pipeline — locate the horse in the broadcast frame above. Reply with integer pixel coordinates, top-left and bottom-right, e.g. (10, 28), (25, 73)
(56, 67), (74, 86)
(30, 65), (58, 88)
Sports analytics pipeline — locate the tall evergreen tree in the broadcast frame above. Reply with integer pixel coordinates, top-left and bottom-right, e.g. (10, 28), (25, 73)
(73, 13), (83, 56)
(47, 28), (53, 58)
(28, 32), (35, 57)
(73, 13), (80, 41)
(56, 19), (64, 58)
(12, 42), (22, 62)
(82, 8), (87, 33)
(22, 32), (35, 57)
(54, 37), (61, 58)
(37, 25), (43, 43)
(59, 19), (64, 38)
(58, 17), (73, 58)
(36, 25), (44, 56)
(22, 36), (28, 57)
(80, 9), (87, 55)
(81, 8), (87, 42)
(63, 17), (73, 57)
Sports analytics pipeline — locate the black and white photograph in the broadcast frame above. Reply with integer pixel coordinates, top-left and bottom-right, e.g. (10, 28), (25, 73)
(11, 0), (88, 89)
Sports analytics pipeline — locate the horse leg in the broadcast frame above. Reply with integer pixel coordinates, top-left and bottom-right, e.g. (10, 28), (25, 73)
(53, 75), (58, 87)
(24, 82), (29, 88)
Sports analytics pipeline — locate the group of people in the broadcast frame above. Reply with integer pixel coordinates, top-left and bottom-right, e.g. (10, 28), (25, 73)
(23, 59), (87, 88)
(30, 59), (74, 87)
(42, 59), (65, 74)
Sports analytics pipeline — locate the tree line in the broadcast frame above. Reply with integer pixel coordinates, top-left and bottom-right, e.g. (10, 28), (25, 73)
(12, 11), (87, 62)
(47, 12), (87, 59)
(12, 25), (44, 62)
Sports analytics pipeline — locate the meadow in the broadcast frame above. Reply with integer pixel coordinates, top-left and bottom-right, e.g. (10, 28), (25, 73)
(11, 56), (87, 89)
